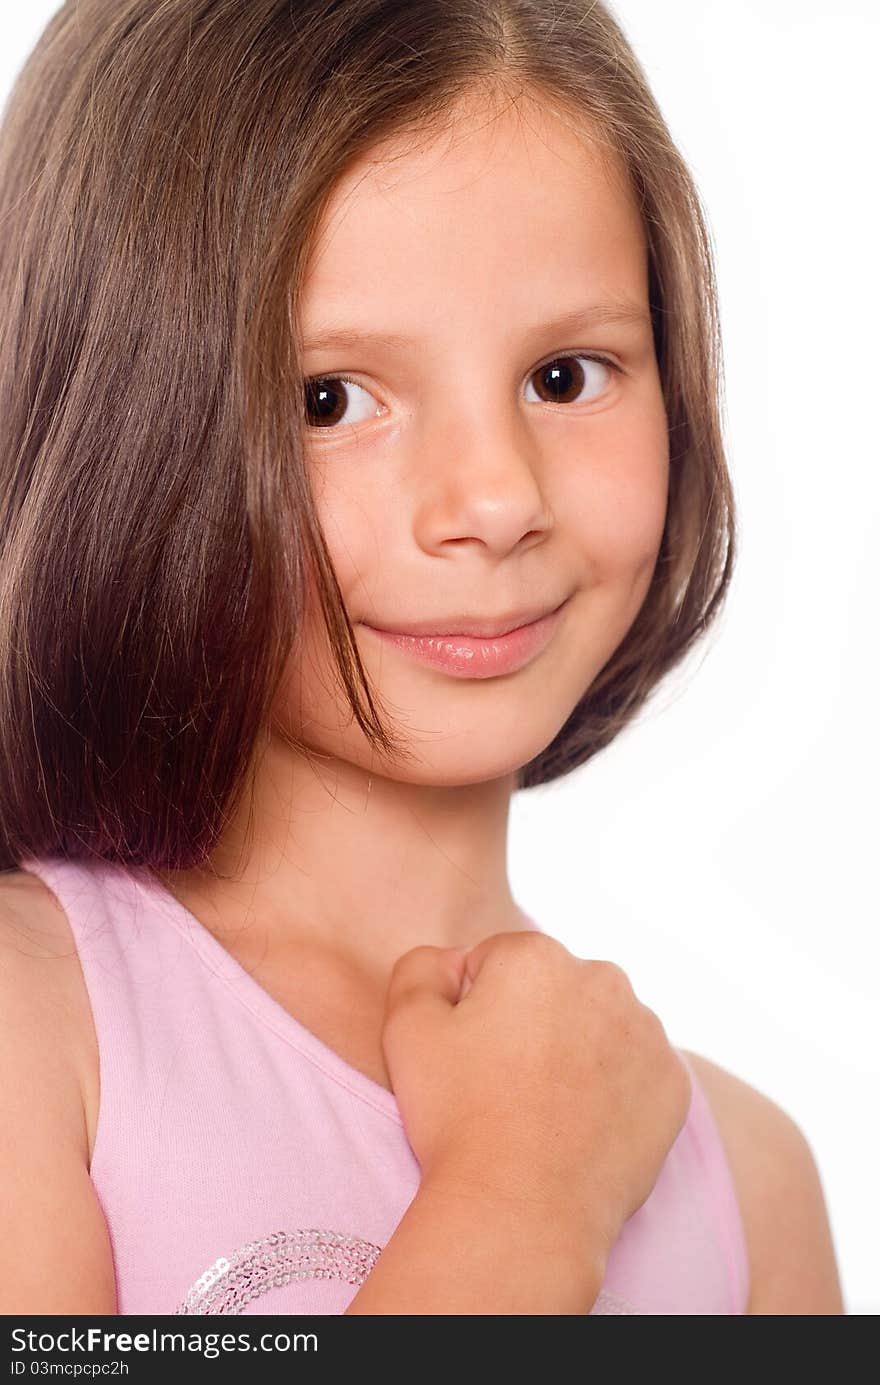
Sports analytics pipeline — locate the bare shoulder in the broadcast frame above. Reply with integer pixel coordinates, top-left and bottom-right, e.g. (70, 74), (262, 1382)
(0, 867), (96, 1168)
(0, 869), (115, 1310)
(0, 864), (82, 966)
(680, 1048), (845, 1314)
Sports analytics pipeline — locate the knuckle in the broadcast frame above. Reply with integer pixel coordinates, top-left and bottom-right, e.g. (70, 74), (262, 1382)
(521, 932), (561, 964)
(499, 928), (554, 953)
(482, 928), (559, 969)
(584, 957), (633, 994)
(634, 996), (662, 1029)
(604, 959), (634, 990)
(638, 1002), (672, 1050)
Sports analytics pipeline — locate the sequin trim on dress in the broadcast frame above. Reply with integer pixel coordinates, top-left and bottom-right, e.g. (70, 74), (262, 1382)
(174, 1228), (642, 1316)
(173, 1229), (383, 1314)
(590, 1289), (641, 1314)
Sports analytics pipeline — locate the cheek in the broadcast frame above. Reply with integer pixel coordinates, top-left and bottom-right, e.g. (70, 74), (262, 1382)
(560, 411), (669, 588)
(309, 467), (384, 602)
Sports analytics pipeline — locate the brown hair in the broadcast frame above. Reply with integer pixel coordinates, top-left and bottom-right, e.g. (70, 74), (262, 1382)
(0, 0), (736, 874)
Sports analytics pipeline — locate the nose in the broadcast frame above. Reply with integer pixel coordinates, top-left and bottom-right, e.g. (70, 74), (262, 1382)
(413, 393), (552, 558)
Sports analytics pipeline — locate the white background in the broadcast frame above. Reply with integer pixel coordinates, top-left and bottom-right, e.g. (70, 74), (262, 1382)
(2, 2), (877, 1314)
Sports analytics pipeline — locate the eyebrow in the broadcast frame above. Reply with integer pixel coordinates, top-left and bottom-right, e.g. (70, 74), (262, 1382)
(300, 300), (653, 353)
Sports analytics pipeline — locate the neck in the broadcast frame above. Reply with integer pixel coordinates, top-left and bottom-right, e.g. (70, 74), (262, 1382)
(156, 732), (530, 976)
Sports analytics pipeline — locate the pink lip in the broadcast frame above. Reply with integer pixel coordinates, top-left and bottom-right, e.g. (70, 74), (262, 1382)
(364, 600), (569, 679)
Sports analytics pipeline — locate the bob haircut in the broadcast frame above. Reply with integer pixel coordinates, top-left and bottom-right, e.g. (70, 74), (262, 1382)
(0, 0), (736, 875)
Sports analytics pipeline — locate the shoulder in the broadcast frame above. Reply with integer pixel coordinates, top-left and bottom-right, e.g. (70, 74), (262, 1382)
(0, 867), (95, 1169)
(0, 865), (80, 963)
(0, 869), (116, 1311)
(680, 1048), (844, 1314)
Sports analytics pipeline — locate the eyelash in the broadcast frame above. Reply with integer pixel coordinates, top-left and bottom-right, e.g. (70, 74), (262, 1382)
(305, 351), (623, 431)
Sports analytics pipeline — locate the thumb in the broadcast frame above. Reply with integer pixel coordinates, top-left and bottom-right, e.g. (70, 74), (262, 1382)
(385, 942), (470, 1013)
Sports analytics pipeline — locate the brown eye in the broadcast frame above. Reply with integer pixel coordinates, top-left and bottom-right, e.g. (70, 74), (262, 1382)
(525, 353), (618, 406)
(304, 376), (382, 430)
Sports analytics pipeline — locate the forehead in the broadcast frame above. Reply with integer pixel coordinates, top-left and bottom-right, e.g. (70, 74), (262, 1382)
(301, 93), (648, 332)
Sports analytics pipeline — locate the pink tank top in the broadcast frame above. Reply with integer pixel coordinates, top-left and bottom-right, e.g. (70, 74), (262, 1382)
(19, 852), (749, 1316)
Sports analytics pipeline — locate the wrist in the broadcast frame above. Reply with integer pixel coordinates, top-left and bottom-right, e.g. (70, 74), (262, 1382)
(419, 1153), (619, 1273)
(349, 1167), (609, 1315)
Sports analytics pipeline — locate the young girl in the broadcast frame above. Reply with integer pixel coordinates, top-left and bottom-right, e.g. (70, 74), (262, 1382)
(0, 0), (843, 1316)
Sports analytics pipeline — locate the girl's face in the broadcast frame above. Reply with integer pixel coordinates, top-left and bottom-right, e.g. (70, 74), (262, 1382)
(282, 94), (669, 786)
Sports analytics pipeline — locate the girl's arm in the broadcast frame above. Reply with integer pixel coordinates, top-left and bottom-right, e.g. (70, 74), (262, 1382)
(683, 1050), (845, 1314)
(0, 899), (118, 1314)
(345, 1169), (611, 1315)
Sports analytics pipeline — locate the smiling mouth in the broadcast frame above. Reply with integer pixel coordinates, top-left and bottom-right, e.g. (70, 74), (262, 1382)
(364, 599), (570, 640)
(363, 598), (571, 679)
